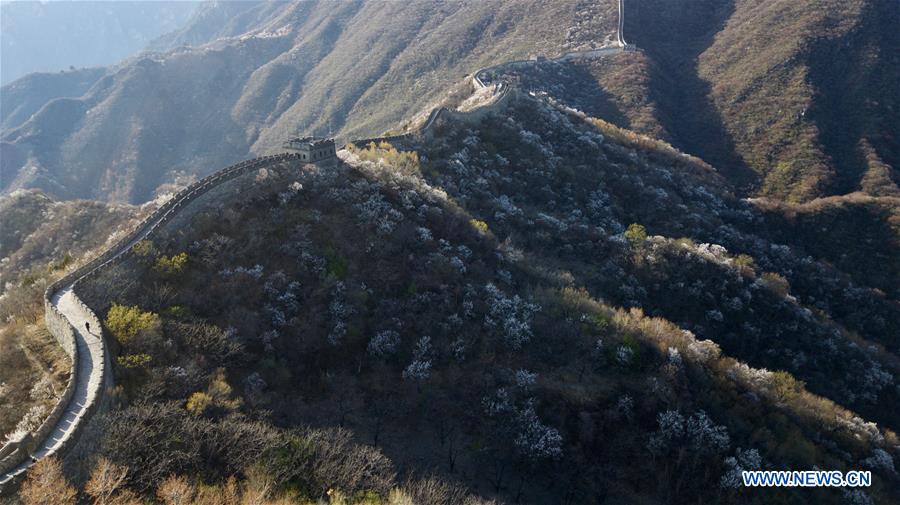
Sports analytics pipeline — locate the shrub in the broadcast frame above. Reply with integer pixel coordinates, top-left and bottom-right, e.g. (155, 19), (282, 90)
(48, 253), (73, 272)
(760, 272), (790, 298)
(484, 283), (540, 350)
(186, 368), (241, 416)
(117, 353), (152, 369)
(132, 240), (157, 258)
(105, 304), (160, 345)
(470, 219), (490, 235)
(734, 254), (755, 269)
(770, 371), (804, 402)
(589, 313), (610, 334)
(325, 249), (348, 279)
(156, 475), (195, 505)
(351, 141), (421, 175)
(154, 252), (189, 276)
(207, 368), (241, 411)
(161, 305), (190, 319)
(624, 223), (648, 245)
(185, 392), (212, 416)
(84, 457), (130, 505)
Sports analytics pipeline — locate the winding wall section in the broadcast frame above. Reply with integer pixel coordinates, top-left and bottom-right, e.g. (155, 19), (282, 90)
(0, 153), (303, 492)
(0, 0), (631, 494)
(357, 1), (630, 147)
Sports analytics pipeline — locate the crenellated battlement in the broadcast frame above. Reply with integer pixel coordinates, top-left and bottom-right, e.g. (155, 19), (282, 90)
(283, 136), (337, 165)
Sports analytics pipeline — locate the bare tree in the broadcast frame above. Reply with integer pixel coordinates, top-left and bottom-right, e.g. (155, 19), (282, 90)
(85, 457), (129, 505)
(402, 475), (469, 505)
(156, 475), (195, 505)
(19, 456), (77, 505)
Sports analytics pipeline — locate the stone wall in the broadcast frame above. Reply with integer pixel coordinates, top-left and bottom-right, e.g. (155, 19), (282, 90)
(351, 39), (627, 152)
(0, 302), (78, 477)
(1, 1), (631, 487)
(1, 153), (303, 494)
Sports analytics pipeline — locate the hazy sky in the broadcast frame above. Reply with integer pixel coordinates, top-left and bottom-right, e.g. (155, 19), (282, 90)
(1, 1), (200, 85)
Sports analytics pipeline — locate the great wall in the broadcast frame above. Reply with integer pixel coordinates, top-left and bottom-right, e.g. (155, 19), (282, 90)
(0, 154), (304, 490)
(0, 0), (631, 493)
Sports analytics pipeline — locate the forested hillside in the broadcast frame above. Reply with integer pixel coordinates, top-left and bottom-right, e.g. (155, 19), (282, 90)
(626, 0), (899, 201)
(3, 2), (899, 503)
(44, 93), (899, 505)
(493, 0), (900, 202)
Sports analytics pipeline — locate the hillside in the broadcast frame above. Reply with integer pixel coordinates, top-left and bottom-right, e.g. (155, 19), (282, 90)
(0, 190), (143, 293)
(499, 0), (899, 202)
(49, 93), (900, 504)
(2, 0), (897, 205)
(453, 46), (900, 293)
(0, 191), (139, 448)
(636, 0), (900, 201)
(0, 68), (107, 132)
(3, 2), (900, 502)
(0, 0), (620, 204)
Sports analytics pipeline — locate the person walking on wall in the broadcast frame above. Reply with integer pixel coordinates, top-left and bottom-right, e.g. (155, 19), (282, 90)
(85, 321), (91, 333)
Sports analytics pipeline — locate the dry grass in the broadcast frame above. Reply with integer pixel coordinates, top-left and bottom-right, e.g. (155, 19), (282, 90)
(0, 322), (70, 440)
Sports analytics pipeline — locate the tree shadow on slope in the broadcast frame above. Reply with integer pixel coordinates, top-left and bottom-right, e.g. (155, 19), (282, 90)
(805, 0), (900, 196)
(626, 0), (758, 193)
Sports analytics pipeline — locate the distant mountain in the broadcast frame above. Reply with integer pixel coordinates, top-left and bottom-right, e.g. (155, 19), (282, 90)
(543, 0), (900, 202)
(0, 0), (198, 85)
(2, 0), (897, 205)
(0, 68), (107, 131)
(486, 0), (899, 203)
(1, 0), (619, 203)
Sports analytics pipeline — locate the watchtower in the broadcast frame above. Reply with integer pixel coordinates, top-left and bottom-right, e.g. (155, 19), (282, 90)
(283, 136), (337, 164)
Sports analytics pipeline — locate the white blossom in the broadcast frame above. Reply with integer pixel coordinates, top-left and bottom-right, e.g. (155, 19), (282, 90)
(354, 192), (403, 233)
(484, 283), (540, 349)
(649, 410), (729, 456)
(616, 394), (634, 419)
(842, 489), (874, 505)
(403, 336), (433, 383)
(402, 359), (432, 382)
(368, 330), (401, 357)
(515, 404), (563, 460)
(515, 369), (538, 388)
(220, 264), (264, 279)
(483, 387), (513, 416)
(327, 282), (353, 345)
(720, 448), (762, 489)
(416, 226), (433, 242)
(686, 410), (731, 454)
(667, 347), (683, 368)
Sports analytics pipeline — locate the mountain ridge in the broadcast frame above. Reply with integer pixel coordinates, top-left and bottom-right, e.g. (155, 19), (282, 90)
(54, 91), (900, 504)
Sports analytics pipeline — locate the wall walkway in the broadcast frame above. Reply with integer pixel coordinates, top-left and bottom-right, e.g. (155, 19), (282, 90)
(0, 0), (632, 494)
